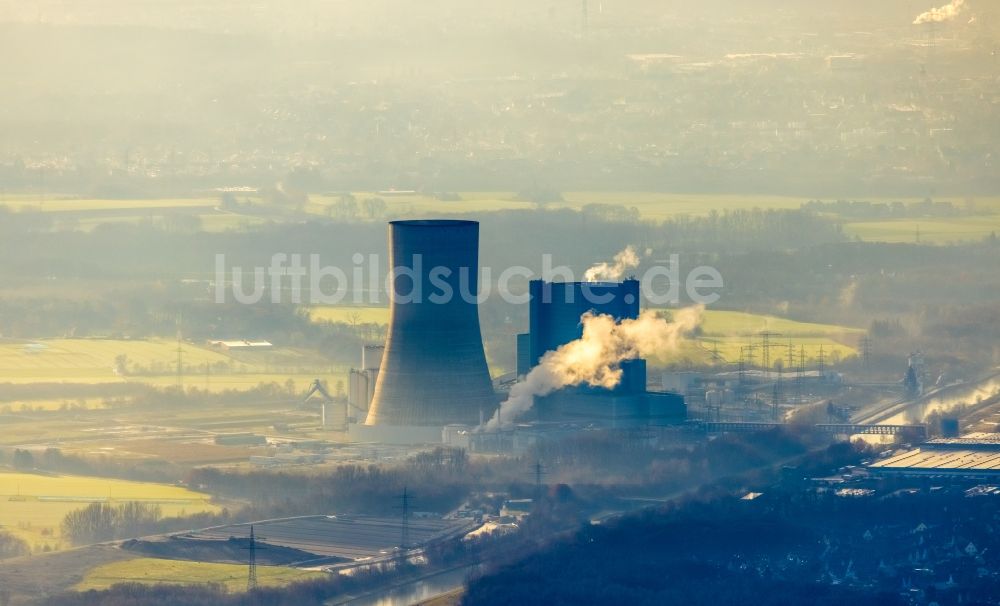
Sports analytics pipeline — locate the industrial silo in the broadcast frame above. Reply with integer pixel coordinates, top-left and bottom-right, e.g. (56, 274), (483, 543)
(365, 220), (496, 427)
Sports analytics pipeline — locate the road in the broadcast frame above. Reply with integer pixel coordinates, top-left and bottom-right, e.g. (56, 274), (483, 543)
(853, 371), (1000, 426)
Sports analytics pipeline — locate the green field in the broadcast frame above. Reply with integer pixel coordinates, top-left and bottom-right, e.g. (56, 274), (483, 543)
(843, 215), (1000, 244)
(308, 191), (808, 223)
(0, 339), (343, 393)
(76, 557), (325, 592)
(307, 305), (390, 325)
(654, 309), (862, 367)
(1, 194), (269, 233)
(0, 339), (230, 382)
(697, 310), (862, 338)
(7, 192), (1000, 243)
(0, 472), (218, 552)
(2, 196), (217, 213)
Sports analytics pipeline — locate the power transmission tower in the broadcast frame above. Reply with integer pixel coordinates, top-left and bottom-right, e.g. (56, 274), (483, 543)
(396, 487), (413, 550)
(739, 343), (757, 378)
(861, 335), (872, 372)
(533, 460), (547, 501)
(796, 345), (806, 403)
(758, 331), (782, 375)
(772, 380), (781, 422)
(243, 525), (264, 592)
(818, 345), (826, 376)
(175, 312), (184, 390)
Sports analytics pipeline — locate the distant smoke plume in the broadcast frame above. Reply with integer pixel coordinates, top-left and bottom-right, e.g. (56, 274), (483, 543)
(484, 306), (703, 429)
(913, 0), (966, 25)
(583, 246), (643, 282)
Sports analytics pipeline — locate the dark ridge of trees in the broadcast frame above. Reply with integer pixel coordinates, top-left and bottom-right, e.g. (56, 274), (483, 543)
(802, 198), (964, 219)
(660, 208), (847, 252)
(61, 502), (164, 545)
(185, 429), (833, 523)
(60, 502), (236, 547)
(462, 471), (1000, 606)
(187, 453), (474, 519)
(529, 427), (813, 490)
(0, 530), (29, 559)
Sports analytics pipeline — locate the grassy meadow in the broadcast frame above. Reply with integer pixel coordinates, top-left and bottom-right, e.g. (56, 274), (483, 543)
(5, 191), (998, 243)
(76, 557), (325, 592)
(307, 305), (391, 325)
(0, 471), (218, 552)
(842, 215), (1000, 244)
(0, 338), (343, 393)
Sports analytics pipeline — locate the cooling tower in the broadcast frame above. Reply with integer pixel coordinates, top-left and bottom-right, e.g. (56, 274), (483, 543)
(365, 220), (496, 427)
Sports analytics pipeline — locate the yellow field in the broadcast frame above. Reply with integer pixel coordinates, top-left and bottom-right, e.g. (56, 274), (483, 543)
(3, 196), (216, 213)
(0, 472), (218, 552)
(843, 215), (1000, 244)
(135, 373), (344, 393)
(307, 306), (390, 325)
(0, 398), (108, 412)
(0, 339), (230, 382)
(697, 310), (862, 338)
(76, 557), (326, 592)
(8, 192), (1000, 242)
(680, 309), (862, 367)
(311, 192), (1000, 233)
(307, 191), (807, 223)
(0, 339), (344, 393)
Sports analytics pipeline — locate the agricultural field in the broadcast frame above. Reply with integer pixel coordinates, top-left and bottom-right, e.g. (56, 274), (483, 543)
(311, 191), (1000, 243)
(307, 305), (390, 326)
(0, 472), (218, 552)
(1, 194), (271, 233)
(7, 192), (1000, 243)
(307, 191), (808, 223)
(306, 305), (861, 368)
(0, 339), (230, 383)
(679, 309), (863, 367)
(75, 556), (325, 592)
(0, 338), (343, 393)
(842, 215), (1000, 244)
(2, 196), (217, 213)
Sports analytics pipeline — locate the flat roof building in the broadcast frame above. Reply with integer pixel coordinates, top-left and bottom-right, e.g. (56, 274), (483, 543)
(868, 433), (1000, 479)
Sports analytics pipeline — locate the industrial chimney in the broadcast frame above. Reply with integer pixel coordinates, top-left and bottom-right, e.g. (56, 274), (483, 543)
(365, 220), (496, 427)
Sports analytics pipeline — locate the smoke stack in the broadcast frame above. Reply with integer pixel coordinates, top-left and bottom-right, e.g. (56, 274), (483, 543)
(913, 0), (966, 25)
(366, 220), (496, 427)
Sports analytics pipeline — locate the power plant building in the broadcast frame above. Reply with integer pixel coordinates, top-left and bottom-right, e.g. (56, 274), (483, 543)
(363, 220), (497, 433)
(515, 279), (685, 427)
(348, 344), (384, 416)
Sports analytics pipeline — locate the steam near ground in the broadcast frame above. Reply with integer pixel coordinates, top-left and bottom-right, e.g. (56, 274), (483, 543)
(486, 306), (703, 429)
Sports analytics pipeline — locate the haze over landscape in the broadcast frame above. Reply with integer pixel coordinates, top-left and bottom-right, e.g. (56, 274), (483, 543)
(0, 2), (999, 605)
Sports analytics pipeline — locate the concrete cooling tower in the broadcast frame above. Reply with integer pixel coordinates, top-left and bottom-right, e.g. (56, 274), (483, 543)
(365, 220), (497, 428)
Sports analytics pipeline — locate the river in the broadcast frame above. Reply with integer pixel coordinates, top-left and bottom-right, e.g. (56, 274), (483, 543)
(330, 564), (483, 606)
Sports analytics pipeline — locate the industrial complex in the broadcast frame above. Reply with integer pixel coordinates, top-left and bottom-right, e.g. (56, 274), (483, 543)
(514, 278), (685, 427)
(347, 219), (687, 447)
(869, 433), (1000, 479)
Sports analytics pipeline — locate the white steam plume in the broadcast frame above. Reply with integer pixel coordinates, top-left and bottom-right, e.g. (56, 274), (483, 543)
(913, 0), (966, 25)
(583, 246), (644, 282)
(484, 306), (703, 430)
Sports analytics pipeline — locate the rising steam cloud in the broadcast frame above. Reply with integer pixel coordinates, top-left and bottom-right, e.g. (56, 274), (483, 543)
(913, 0), (966, 24)
(484, 306), (703, 430)
(583, 246), (644, 282)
